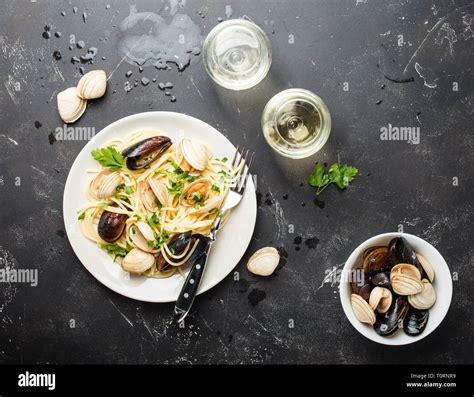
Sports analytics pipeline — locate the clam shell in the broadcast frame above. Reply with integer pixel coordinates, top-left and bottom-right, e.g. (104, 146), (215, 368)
(390, 263), (421, 281)
(246, 247), (280, 276)
(408, 279), (436, 310)
(180, 139), (211, 171)
(416, 253), (435, 282)
(57, 87), (87, 123)
(122, 248), (155, 273)
(180, 178), (211, 207)
(369, 286), (392, 313)
(351, 293), (376, 325)
(148, 177), (169, 208)
(129, 221), (157, 253)
(139, 180), (159, 213)
(91, 169), (122, 199)
(391, 274), (424, 295)
(77, 70), (107, 99)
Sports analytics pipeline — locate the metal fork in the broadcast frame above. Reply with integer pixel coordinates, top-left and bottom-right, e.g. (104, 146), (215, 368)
(174, 147), (254, 323)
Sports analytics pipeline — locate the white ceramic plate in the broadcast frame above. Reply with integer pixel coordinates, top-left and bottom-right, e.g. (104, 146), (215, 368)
(63, 112), (257, 302)
(340, 233), (452, 345)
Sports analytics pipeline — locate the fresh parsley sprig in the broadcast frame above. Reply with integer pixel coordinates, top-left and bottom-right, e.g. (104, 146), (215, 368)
(91, 147), (124, 171)
(308, 163), (358, 195)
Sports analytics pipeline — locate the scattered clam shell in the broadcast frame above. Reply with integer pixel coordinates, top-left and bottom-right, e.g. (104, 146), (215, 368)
(57, 87), (87, 123)
(77, 70), (107, 99)
(121, 248), (155, 273)
(390, 263), (421, 281)
(351, 293), (376, 325)
(369, 286), (392, 313)
(391, 274), (424, 295)
(416, 253), (435, 282)
(246, 247), (280, 276)
(408, 279), (437, 310)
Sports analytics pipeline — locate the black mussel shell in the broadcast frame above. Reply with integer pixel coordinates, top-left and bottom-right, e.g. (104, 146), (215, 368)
(156, 231), (193, 271)
(98, 211), (128, 242)
(404, 307), (429, 336)
(362, 247), (391, 274)
(370, 271), (391, 289)
(184, 234), (208, 266)
(374, 296), (409, 337)
(388, 237), (425, 277)
(350, 274), (371, 302)
(121, 136), (172, 170)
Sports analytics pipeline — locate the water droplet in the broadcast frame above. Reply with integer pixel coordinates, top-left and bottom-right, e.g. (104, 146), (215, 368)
(34, 121), (42, 129)
(53, 50), (62, 60)
(141, 77), (150, 86)
(138, 66), (143, 73)
(68, 45), (73, 51)
(125, 70), (133, 78)
(218, 17), (223, 22)
(101, 56), (106, 60)
(73, 7), (78, 14)
(80, 47), (98, 63)
(158, 82), (165, 90)
(152, 77), (157, 83)
(82, 12), (87, 23)
(133, 81), (138, 87)
(76, 40), (85, 49)
(375, 99), (383, 105)
(42, 31), (51, 39)
(44, 25), (51, 31)
(54, 32), (62, 38)
(165, 91), (171, 96)
(61, 11), (66, 16)
(170, 95), (176, 102)
(106, 4), (111, 10)
(71, 56), (80, 64)
(79, 66), (85, 75)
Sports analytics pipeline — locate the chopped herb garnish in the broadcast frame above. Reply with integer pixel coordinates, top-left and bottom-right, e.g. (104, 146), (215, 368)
(78, 213), (86, 220)
(216, 157), (228, 162)
(211, 184), (220, 193)
(148, 213), (160, 227)
(134, 214), (142, 220)
(91, 147), (124, 171)
(144, 165), (151, 170)
(101, 243), (130, 261)
(208, 208), (218, 215)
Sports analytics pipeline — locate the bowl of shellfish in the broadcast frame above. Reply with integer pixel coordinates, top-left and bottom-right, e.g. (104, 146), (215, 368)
(340, 233), (452, 345)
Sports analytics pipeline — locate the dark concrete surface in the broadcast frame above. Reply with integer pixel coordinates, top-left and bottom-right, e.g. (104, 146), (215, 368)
(0, 0), (473, 364)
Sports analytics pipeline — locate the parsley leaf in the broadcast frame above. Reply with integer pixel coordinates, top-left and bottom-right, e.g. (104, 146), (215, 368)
(101, 243), (130, 261)
(216, 157), (228, 162)
(308, 163), (358, 195)
(91, 147), (124, 171)
(78, 213), (86, 220)
(211, 184), (220, 193)
(147, 213), (160, 227)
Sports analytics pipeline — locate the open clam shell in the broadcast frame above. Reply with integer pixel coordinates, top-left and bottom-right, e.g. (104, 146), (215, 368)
(77, 70), (107, 100)
(369, 286), (392, 314)
(390, 263), (421, 281)
(391, 274), (424, 295)
(180, 178), (211, 207)
(416, 253), (435, 283)
(179, 138), (211, 172)
(129, 221), (158, 253)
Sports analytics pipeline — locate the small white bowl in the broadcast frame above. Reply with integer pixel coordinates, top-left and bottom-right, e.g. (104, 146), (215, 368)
(340, 232), (452, 345)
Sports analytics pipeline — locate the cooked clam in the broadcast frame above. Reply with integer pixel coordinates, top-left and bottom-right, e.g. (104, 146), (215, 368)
(362, 247), (390, 274)
(246, 247), (280, 276)
(122, 248), (155, 273)
(416, 253), (435, 283)
(408, 279), (436, 310)
(77, 70), (107, 100)
(374, 296), (409, 336)
(140, 178), (169, 212)
(121, 136), (172, 170)
(390, 263), (421, 281)
(57, 87), (87, 123)
(391, 274), (424, 295)
(91, 169), (122, 200)
(179, 138), (211, 173)
(97, 210), (127, 242)
(129, 221), (157, 253)
(404, 307), (429, 336)
(180, 178), (211, 207)
(351, 293), (376, 325)
(369, 287), (392, 314)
